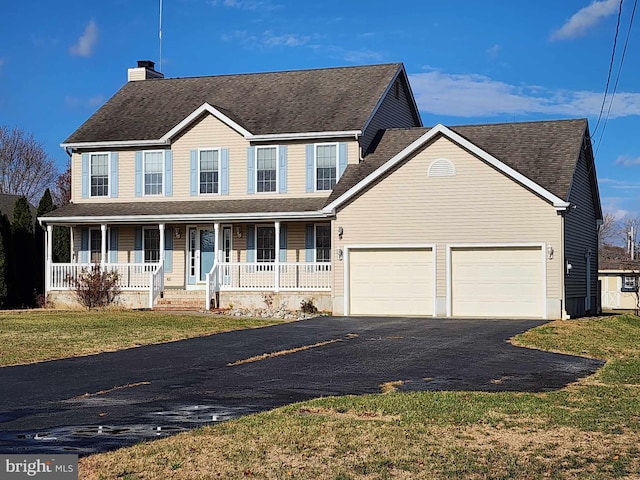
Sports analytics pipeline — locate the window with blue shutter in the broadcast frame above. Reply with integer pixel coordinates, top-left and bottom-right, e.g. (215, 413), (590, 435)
(80, 228), (89, 263)
(81, 154), (90, 198)
(164, 227), (173, 272)
(109, 228), (118, 263)
(134, 228), (143, 263)
(279, 146), (288, 193)
(279, 224), (287, 262)
(338, 143), (348, 179)
(134, 152), (143, 197)
(305, 145), (314, 192)
(221, 148), (230, 195)
(165, 151), (173, 196)
(189, 150), (198, 196)
(110, 153), (119, 198)
(246, 224), (255, 262)
(247, 147), (255, 194)
(305, 224), (314, 262)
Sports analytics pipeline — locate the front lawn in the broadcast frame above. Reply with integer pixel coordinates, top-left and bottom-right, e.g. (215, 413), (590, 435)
(0, 310), (281, 366)
(79, 315), (640, 479)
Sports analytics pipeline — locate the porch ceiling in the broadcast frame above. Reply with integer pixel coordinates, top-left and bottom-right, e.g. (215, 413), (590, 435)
(39, 197), (330, 225)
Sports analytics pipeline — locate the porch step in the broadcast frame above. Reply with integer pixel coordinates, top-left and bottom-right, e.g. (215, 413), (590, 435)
(154, 289), (207, 311)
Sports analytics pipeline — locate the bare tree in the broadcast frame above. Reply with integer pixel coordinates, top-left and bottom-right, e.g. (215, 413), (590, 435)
(0, 125), (58, 203)
(53, 161), (71, 207)
(598, 212), (618, 247)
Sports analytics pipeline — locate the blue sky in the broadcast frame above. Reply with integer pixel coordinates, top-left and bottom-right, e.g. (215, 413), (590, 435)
(1, 0), (639, 221)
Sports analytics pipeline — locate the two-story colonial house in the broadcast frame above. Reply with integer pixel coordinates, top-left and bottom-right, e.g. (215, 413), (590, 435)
(40, 61), (602, 319)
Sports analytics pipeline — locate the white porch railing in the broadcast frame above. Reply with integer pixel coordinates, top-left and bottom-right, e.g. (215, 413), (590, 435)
(216, 262), (332, 291)
(205, 263), (218, 311)
(149, 264), (164, 309)
(49, 263), (161, 290)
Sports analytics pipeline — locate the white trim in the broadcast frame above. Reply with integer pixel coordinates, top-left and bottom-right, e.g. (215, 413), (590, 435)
(62, 139), (166, 149)
(39, 210), (331, 225)
(249, 130), (361, 141)
(142, 150), (165, 197)
(323, 124), (571, 213)
(255, 145), (279, 194)
(446, 242), (547, 319)
(197, 148), (222, 196)
(314, 142), (339, 192)
(343, 244), (437, 317)
(88, 152), (111, 198)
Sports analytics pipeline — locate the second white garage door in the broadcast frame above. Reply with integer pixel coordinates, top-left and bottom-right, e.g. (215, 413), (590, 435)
(451, 246), (543, 318)
(349, 248), (434, 316)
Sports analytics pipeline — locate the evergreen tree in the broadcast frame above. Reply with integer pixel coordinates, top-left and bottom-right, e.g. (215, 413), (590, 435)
(53, 226), (70, 263)
(0, 212), (14, 308)
(12, 196), (34, 307)
(35, 189), (56, 295)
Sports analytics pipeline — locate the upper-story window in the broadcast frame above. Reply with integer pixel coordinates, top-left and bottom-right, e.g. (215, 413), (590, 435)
(199, 149), (219, 194)
(256, 146), (277, 193)
(316, 144), (337, 191)
(90, 153), (109, 197)
(144, 151), (164, 195)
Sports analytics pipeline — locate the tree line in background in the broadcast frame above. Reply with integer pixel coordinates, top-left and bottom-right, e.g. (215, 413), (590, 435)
(599, 212), (640, 256)
(0, 125), (70, 308)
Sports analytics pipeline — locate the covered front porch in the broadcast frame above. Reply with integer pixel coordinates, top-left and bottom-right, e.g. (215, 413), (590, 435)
(43, 220), (333, 310)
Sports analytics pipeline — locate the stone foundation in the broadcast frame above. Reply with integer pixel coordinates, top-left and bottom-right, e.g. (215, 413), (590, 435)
(47, 291), (150, 309)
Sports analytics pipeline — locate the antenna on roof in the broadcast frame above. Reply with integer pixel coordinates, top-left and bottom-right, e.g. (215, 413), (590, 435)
(159, 0), (163, 71)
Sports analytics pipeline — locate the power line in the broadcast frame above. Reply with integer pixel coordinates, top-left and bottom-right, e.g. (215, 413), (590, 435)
(596, 0), (637, 154)
(592, 0), (624, 137)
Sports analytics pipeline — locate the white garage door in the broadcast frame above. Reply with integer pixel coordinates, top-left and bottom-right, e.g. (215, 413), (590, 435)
(451, 247), (543, 318)
(349, 248), (434, 316)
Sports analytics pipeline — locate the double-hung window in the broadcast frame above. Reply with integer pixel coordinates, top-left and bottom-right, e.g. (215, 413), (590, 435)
(316, 144), (337, 191)
(256, 226), (275, 262)
(256, 147), (277, 193)
(90, 153), (109, 197)
(199, 149), (219, 194)
(622, 276), (638, 292)
(315, 225), (331, 262)
(143, 229), (160, 263)
(144, 151), (164, 195)
(89, 229), (102, 263)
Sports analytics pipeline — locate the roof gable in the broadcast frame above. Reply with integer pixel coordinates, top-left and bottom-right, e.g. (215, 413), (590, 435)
(64, 63), (404, 146)
(325, 119), (590, 212)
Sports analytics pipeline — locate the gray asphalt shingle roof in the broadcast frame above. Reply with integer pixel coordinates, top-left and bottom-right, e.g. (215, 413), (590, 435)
(327, 118), (590, 205)
(64, 63), (403, 143)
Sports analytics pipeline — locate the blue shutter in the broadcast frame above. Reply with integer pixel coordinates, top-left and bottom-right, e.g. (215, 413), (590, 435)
(278, 146), (288, 193)
(305, 145), (314, 192)
(81, 154), (89, 198)
(80, 228), (89, 263)
(221, 148), (229, 195)
(246, 224), (255, 262)
(110, 153), (119, 198)
(134, 227), (143, 263)
(247, 147), (255, 194)
(135, 152), (143, 197)
(338, 143), (348, 179)
(165, 151), (173, 197)
(305, 224), (314, 262)
(109, 228), (119, 263)
(190, 150), (198, 196)
(164, 227), (173, 273)
(279, 224), (287, 262)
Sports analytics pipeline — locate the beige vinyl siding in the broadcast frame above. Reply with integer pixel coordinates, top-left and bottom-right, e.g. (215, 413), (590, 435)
(333, 136), (563, 315)
(360, 75), (420, 154)
(564, 141), (599, 316)
(73, 114), (359, 204)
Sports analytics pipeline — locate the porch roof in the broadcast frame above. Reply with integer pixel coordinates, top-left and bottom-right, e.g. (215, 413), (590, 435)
(39, 197), (330, 224)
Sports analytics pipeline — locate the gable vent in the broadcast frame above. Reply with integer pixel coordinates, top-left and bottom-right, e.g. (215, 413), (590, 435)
(428, 158), (456, 177)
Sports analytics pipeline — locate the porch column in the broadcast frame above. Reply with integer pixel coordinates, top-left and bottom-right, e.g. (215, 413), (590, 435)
(100, 224), (107, 268)
(214, 222), (220, 289)
(70, 227), (75, 262)
(45, 224), (52, 291)
(159, 223), (165, 268)
(274, 221), (280, 293)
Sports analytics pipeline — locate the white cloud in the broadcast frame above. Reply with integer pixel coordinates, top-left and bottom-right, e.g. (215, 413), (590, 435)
(263, 32), (309, 47)
(65, 94), (105, 109)
(209, 0), (275, 10)
(70, 19), (98, 57)
(615, 155), (640, 167)
(550, 0), (619, 41)
(343, 49), (385, 63)
(408, 69), (640, 118)
(486, 44), (501, 58)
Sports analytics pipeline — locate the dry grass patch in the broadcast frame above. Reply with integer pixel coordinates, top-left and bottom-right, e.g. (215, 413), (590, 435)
(0, 310), (282, 366)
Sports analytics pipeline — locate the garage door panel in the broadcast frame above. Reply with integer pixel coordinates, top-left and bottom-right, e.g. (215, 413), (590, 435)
(350, 249), (433, 316)
(451, 247), (543, 318)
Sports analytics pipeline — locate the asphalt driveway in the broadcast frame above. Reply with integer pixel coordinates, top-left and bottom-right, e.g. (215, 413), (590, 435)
(0, 317), (603, 455)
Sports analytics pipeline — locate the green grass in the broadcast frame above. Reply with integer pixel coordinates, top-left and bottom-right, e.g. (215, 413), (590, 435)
(0, 310), (282, 366)
(79, 314), (640, 479)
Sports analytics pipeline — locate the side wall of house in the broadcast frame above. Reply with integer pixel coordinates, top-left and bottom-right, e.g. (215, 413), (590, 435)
(332, 135), (563, 317)
(360, 74), (421, 155)
(564, 140), (599, 317)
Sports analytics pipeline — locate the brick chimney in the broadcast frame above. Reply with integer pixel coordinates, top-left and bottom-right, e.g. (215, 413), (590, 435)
(127, 60), (164, 81)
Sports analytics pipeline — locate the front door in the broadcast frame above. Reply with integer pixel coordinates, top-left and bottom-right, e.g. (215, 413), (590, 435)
(187, 227), (216, 285)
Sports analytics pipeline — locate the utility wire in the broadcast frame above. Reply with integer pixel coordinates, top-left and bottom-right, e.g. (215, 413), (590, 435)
(592, 0), (624, 137)
(596, 0), (637, 154)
